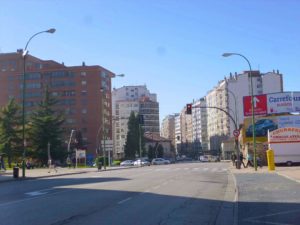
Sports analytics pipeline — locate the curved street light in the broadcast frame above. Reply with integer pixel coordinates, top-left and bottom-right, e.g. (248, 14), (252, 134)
(222, 53), (257, 171)
(22, 28), (56, 178)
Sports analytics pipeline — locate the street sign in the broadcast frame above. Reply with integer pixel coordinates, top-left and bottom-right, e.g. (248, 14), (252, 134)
(233, 130), (240, 137)
(101, 140), (113, 145)
(243, 94), (267, 116)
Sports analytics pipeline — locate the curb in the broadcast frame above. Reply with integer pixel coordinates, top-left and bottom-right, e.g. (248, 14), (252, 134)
(0, 165), (142, 184)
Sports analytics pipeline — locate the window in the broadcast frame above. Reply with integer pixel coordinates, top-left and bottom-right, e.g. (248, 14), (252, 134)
(25, 73), (41, 80)
(81, 71), (86, 77)
(81, 90), (87, 96)
(81, 80), (87, 85)
(82, 109), (87, 114)
(20, 83), (41, 89)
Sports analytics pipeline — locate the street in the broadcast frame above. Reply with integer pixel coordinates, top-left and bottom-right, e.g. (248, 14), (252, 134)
(0, 162), (234, 225)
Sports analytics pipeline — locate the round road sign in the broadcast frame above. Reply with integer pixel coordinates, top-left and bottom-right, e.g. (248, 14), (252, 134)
(233, 130), (240, 137)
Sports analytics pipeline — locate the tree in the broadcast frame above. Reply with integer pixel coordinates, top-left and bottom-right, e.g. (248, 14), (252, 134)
(124, 112), (145, 159)
(0, 99), (22, 167)
(28, 88), (65, 164)
(147, 145), (155, 160)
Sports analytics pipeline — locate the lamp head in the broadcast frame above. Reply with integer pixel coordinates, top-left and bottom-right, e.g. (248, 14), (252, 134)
(47, 28), (56, 34)
(222, 53), (234, 57)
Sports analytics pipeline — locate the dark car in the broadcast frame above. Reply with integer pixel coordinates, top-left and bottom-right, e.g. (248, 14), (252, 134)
(246, 119), (278, 137)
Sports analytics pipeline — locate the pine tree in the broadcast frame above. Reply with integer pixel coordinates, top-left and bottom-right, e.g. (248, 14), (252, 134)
(0, 99), (22, 167)
(28, 88), (65, 164)
(124, 112), (146, 159)
(124, 112), (138, 159)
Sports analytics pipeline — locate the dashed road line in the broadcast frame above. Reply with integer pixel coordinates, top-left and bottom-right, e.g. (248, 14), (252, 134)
(117, 197), (132, 205)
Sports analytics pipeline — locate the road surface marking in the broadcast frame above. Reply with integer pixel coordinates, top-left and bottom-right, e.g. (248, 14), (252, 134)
(25, 191), (49, 196)
(244, 209), (300, 225)
(118, 197), (132, 205)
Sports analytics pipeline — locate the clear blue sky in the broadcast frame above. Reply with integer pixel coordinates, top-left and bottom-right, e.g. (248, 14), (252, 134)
(1, 0), (299, 124)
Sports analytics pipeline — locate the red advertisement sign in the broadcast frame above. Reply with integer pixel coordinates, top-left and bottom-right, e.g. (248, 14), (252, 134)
(243, 94), (267, 116)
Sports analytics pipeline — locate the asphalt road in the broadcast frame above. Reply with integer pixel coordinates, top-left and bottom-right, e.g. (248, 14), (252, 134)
(236, 173), (300, 225)
(0, 162), (234, 225)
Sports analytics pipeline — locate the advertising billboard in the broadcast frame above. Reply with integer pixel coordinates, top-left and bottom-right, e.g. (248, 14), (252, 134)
(243, 115), (300, 143)
(267, 92), (300, 114)
(243, 95), (267, 116)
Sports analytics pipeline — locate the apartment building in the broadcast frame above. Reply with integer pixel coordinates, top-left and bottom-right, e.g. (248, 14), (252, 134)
(206, 70), (283, 151)
(112, 85), (159, 159)
(0, 50), (115, 161)
(192, 98), (209, 152)
(161, 114), (177, 148)
(174, 113), (181, 154)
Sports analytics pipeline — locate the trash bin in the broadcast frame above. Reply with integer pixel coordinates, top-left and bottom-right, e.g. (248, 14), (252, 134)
(13, 167), (19, 178)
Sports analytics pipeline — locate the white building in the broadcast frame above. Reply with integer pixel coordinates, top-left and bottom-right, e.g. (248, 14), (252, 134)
(161, 114), (177, 148)
(174, 113), (181, 154)
(112, 85), (159, 159)
(192, 98), (209, 152)
(206, 70), (283, 151)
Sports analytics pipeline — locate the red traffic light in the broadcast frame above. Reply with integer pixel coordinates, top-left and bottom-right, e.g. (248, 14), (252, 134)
(186, 104), (192, 114)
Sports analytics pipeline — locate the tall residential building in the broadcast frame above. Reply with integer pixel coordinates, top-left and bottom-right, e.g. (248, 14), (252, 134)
(112, 85), (159, 159)
(174, 113), (181, 154)
(161, 114), (177, 148)
(206, 70), (283, 151)
(0, 50), (115, 161)
(192, 98), (209, 152)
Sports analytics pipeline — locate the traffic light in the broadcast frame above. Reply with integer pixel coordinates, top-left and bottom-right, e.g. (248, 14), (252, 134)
(186, 104), (192, 114)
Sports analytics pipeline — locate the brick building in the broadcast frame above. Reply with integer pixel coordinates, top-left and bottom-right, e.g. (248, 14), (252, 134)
(0, 50), (115, 163)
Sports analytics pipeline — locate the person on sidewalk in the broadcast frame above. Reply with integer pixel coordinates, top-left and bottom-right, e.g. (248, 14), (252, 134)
(48, 159), (57, 173)
(231, 153), (237, 166)
(66, 156), (71, 169)
(239, 153), (247, 168)
(0, 155), (6, 171)
(246, 152), (253, 167)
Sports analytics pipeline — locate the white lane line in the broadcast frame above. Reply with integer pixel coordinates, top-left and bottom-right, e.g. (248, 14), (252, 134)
(25, 191), (49, 196)
(184, 168), (189, 170)
(117, 197), (132, 205)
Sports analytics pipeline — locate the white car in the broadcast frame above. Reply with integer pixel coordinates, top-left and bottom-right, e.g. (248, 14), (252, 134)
(133, 159), (150, 166)
(120, 160), (134, 166)
(151, 158), (170, 165)
(199, 156), (209, 162)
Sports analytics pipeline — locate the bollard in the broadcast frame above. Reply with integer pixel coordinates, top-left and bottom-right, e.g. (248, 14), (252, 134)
(266, 149), (275, 171)
(13, 167), (19, 178)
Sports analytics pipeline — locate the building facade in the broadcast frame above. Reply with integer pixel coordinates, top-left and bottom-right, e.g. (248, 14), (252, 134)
(192, 98), (209, 153)
(112, 85), (159, 159)
(0, 51), (115, 162)
(160, 114), (177, 148)
(206, 70), (283, 152)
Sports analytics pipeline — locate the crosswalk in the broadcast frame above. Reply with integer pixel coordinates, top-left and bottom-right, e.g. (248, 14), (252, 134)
(144, 167), (228, 173)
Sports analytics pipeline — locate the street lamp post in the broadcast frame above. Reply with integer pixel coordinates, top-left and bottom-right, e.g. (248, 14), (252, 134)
(22, 28), (56, 178)
(222, 53), (257, 171)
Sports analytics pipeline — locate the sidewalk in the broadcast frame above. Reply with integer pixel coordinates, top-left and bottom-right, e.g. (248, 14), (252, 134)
(0, 166), (129, 183)
(230, 164), (300, 183)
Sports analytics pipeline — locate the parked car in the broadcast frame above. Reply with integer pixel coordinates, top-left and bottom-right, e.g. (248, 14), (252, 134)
(246, 119), (278, 137)
(151, 158), (170, 165)
(199, 155), (209, 162)
(133, 159), (150, 166)
(120, 160), (134, 166)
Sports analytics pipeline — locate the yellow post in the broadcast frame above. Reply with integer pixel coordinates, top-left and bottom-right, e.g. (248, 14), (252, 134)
(266, 149), (275, 171)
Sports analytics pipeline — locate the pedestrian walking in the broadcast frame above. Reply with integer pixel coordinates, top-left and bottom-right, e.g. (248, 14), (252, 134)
(48, 159), (57, 173)
(231, 153), (237, 166)
(240, 153), (246, 168)
(0, 155), (6, 171)
(246, 152), (253, 167)
(66, 156), (71, 169)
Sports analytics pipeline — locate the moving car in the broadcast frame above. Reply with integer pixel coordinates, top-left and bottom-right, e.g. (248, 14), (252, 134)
(120, 160), (134, 166)
(151, 158), (170, 165)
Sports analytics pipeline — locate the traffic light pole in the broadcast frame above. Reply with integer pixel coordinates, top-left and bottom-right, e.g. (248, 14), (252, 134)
(187, 104), (240, 169)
